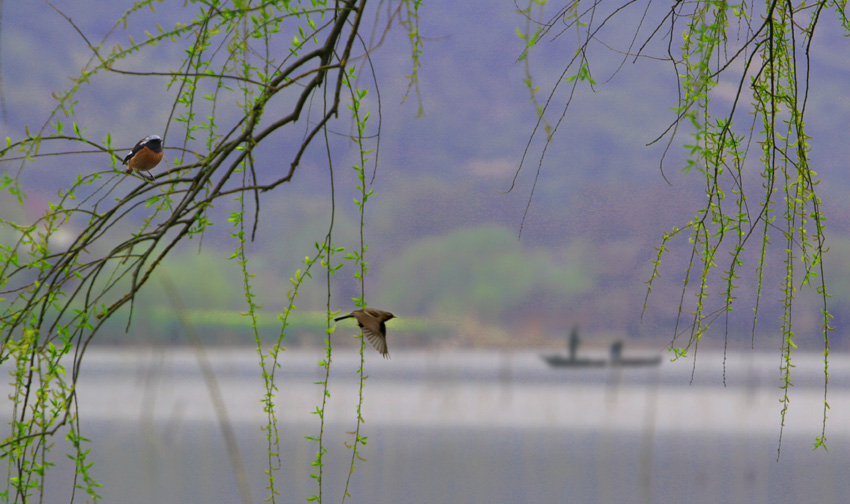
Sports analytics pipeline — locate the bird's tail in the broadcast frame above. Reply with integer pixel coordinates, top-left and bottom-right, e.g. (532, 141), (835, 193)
(333, 314), (353, 322)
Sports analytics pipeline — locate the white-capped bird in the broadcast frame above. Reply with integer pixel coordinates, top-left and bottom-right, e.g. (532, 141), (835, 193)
(334, 308), (395, 358)
(122, 134), (163, 180)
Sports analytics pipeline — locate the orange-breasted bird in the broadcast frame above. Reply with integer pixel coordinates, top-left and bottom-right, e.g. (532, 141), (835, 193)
(122, 134), (163, 180)
(334, 308), (396, 358)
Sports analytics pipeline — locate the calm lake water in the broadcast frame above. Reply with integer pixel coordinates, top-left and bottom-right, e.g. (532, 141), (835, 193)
(5, 347), (849, 504)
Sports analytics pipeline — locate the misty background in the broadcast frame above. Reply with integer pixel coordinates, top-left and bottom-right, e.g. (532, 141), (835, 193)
(1, 2), (849, 503)
(2, 1), (849, 354)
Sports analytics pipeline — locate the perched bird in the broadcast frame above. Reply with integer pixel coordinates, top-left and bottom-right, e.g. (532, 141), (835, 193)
(334, 308), (395, 358)
(122, 134), (163, 180)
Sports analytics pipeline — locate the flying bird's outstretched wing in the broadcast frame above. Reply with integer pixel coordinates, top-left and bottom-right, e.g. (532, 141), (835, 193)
(338, 308), (394, 358)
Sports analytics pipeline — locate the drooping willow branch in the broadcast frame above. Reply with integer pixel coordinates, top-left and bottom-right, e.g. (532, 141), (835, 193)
(2, 3), (363, 343)
(513, 0), (842, 453)
(0, 1), (386, 502)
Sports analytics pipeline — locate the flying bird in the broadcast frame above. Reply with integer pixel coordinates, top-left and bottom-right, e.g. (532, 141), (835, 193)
(122, 134), (163, 180)
(334, 308), (395, 358)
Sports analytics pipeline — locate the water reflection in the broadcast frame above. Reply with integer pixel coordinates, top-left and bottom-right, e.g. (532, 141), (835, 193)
(3, 348), (847, 504)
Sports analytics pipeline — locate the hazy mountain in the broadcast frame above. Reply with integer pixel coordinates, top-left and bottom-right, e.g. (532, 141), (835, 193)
(2, 1), (848, 351)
